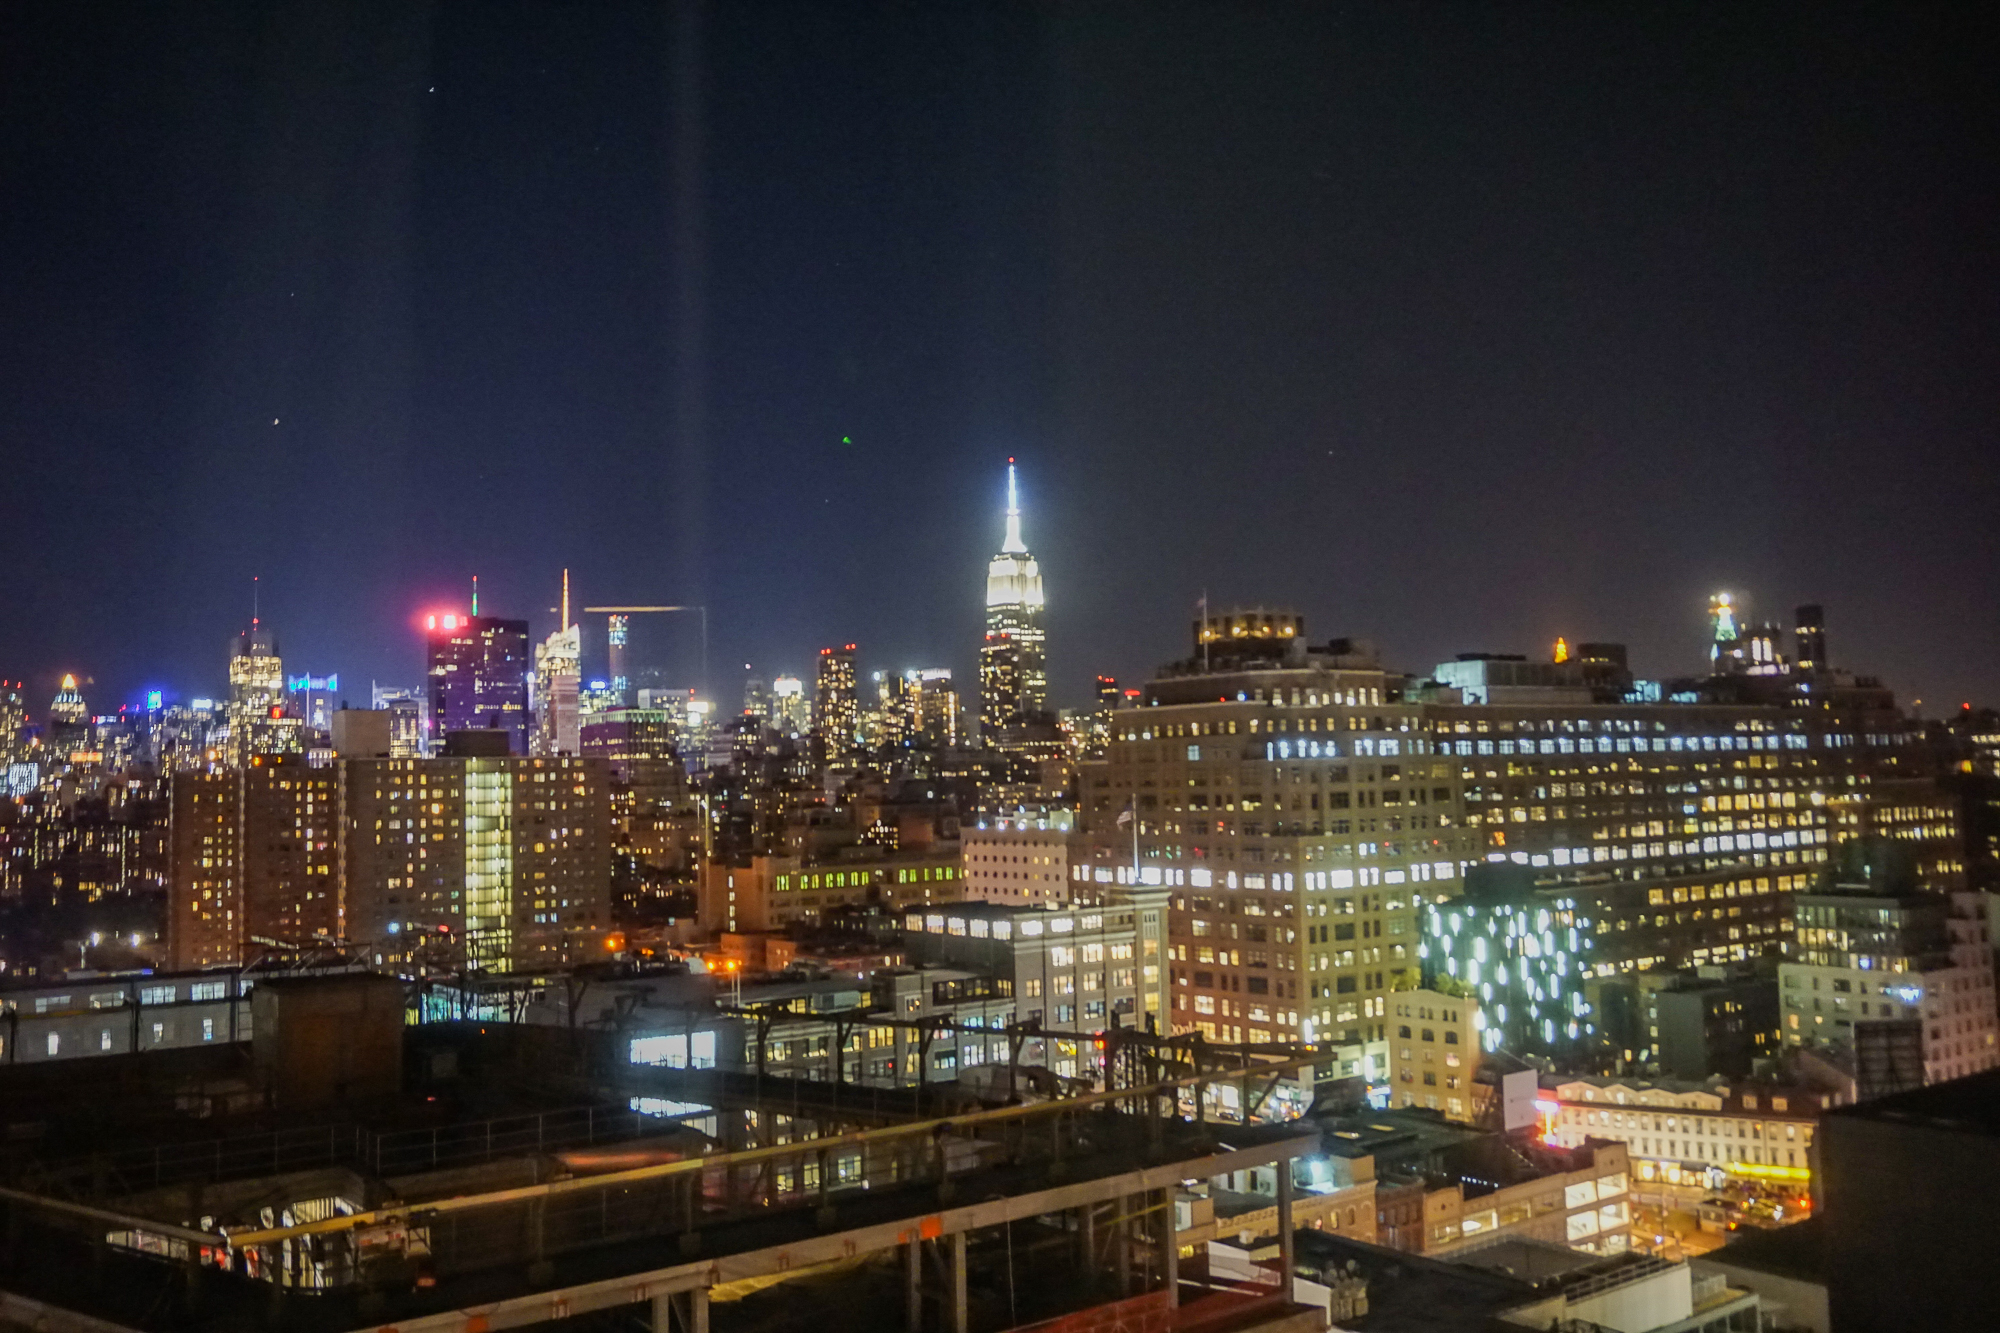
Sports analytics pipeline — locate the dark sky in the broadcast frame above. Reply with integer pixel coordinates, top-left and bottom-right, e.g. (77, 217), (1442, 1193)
(4, 3), (1996, 718)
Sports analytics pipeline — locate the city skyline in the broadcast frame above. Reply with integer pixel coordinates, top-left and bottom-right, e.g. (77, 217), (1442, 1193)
(8, 554), (1979, 728)
(3, 7), (1997, 717)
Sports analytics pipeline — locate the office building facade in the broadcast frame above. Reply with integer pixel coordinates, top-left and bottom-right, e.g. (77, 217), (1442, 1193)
(899, 893), (1170, 1041)
(962, 824), (1074, 907)
(532, 625), (581, 758)
(426, 614), (530, 755)
(979, 462), (1049, 750)
(1777, 844), (1998, 1084)
(1078, 602), (1956, 1075)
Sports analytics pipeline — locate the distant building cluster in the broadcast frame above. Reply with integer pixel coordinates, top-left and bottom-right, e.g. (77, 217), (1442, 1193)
(2, 469), (1998, 1312)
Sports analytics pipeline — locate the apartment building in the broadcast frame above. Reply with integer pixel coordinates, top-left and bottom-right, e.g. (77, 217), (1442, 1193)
(342, 753), (612, 973)
(167, 755), (340, 970)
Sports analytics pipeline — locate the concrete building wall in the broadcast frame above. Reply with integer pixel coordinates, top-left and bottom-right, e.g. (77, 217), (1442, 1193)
(1387, 988), (1480, 1120)
(962, 826), (1072, 906)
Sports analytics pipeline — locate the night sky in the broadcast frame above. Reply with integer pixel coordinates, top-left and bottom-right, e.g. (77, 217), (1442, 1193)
(4, 4), (1996, 717)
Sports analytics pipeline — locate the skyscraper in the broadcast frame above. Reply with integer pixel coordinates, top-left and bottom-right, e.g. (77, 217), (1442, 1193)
(771, 676), (810, 736)
(980, 460), (1048, 749)
(533, 585), (582, 763)
(1795, 604), (1828, 672)
(47, 674), (90, 760)
(812, 645), (859, 769)
(607, 614), (631, 704)
(906, 668), (961, 747)
(371, 684), (429, 758)
(426, 613), (531, 755)
(222, 626), (303, 764)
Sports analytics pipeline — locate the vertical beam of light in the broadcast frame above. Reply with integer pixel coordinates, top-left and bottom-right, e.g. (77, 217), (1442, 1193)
(671, 0), (709, 696)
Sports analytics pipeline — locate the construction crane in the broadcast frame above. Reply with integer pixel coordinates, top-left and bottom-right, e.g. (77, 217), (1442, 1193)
(582, 605), (708, 701)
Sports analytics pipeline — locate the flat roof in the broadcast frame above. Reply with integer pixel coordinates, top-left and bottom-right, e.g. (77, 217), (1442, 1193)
(1827, 1067), (2000, 1136)
(1294, 1230), (1531, 1333)
(1696, 1216), (1825, 1285)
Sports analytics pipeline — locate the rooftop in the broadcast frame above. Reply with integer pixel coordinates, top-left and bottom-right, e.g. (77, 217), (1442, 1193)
(1695, 1216), (1825, 1285)
(1293, 1230), (1532, 1333)
(1826, 1065), (2000, 1136)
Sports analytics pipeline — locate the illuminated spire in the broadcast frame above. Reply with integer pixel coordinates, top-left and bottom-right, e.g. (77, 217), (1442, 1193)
(472, 574), (479, 618)
(1001, 458), (1026, 554)
(561, 569), (571, 633)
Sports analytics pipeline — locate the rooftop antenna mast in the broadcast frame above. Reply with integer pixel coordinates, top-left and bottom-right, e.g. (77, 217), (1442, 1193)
(252, 575), (260, 628)
(472, 574), (479, 618)
(561, 569), (571, 633)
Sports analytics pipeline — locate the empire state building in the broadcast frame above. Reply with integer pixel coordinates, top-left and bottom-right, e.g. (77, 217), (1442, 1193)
(980, 460), (1049, 747)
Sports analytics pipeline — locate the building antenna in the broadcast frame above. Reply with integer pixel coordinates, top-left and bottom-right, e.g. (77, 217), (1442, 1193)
(251, 575), (259, 628)
(561, 569), (571, 633)
(472, 574), (479, 618)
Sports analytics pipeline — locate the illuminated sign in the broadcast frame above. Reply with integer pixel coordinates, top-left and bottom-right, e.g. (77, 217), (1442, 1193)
(146, 691), (163, 711)
(1729, 1161), (1811, 1182)
(287, 674), (338, 692)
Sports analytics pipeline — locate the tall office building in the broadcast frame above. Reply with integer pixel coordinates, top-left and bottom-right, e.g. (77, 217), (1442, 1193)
(1078, 601), (1956, 1077)
(47, 674), (90, 761)
(426, 613), (530, 755)
(581, 708), (690, 871)
(342, 752), (612, 973)
(371, 685), (429, 758)
(0, 681), (26, 768)
(741, 673), (773, 725)
(533, 626), (582, 757)
(1076, 614), (1464, 1075)
(166, 755), (341, 970)
(771, 676), (810, 736)
(221, 627), (303, 764)
(1794, 604), (1828, 672)
(607, 614), (631, 704)
(979, 461), (1049, 748)
(812, 645), (859, 769)
(906, 668), (961, 747)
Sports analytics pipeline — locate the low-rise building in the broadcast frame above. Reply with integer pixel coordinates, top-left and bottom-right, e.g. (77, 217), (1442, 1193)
(1315, 1107), (1633, 1257)
(897, 892), (1170, 1035)
(1386, 986), (1481, 1121)
(961, 822), (1073, 906)
(1540, 1076), (1829, 1192)
(0, 968), (259, 1063)
(700, 849), (965, 933)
